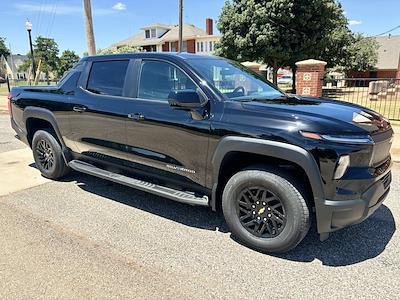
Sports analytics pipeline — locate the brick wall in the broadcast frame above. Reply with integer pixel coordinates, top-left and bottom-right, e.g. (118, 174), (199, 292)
(162, 42), (169, 52)
(187, 39), (195, 53)
(348, 70), (397, 78)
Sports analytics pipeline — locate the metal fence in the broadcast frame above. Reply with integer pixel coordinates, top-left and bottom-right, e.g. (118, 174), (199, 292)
(322, 78), (400, 121)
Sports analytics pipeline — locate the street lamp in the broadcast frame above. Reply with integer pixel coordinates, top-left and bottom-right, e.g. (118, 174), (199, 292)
(25, 20), (36, 79)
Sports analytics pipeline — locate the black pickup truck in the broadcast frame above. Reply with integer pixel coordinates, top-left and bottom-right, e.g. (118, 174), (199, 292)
(9, 53), (393, 253)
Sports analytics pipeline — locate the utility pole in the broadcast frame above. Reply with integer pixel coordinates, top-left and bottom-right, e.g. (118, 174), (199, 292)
(178, 0), (183, 52)
(83, 0), (96, 56)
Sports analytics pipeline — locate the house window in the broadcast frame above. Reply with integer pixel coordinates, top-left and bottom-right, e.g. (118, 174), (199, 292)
(209, 41), (213, 52)
(197, 42), (200, 52)
(182, 41), (188, 52)
(151, 29), (156, 38)
(200, 42), (204, 52)
(145, 30), (150, 39)
(170, 42), (177, 52)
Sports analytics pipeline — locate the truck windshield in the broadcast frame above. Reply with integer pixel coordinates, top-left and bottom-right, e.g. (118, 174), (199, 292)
(186, 58), (284, 100)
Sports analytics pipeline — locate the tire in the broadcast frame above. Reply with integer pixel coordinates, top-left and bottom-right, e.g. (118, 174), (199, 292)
(32, 129), (70, 179)
(222, 169), (310, 253)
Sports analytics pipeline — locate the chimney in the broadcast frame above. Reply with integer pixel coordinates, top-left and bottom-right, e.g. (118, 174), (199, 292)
(206, 18), (213, 35)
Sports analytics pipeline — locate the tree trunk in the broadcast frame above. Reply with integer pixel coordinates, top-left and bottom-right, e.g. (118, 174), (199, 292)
(291, 64), (297, 94)
(272, 62), (278, 85)
(46, 71), (50, 85)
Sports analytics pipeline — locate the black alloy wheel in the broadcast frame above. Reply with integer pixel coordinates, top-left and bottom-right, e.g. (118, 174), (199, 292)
(237, 187), (287, 238)
(35, 139), (55, 171)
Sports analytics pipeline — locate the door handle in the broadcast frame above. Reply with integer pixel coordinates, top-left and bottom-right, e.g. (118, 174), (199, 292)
(128, 113), (145, 121)
(73, 106), (87, 113)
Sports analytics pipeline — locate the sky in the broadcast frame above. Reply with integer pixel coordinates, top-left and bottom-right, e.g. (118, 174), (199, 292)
(1, 0), (400, 57)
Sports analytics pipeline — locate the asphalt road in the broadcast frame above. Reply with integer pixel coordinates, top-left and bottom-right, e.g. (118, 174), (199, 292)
(0, 114), (399, 299)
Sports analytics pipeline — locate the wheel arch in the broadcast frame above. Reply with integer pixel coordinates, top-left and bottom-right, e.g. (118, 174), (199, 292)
(23, 106), (71, 163)
(210, 136), (325, 211)
(23, 107), (66, 147)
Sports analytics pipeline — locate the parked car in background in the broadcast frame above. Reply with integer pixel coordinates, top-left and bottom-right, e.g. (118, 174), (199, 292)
(277, 75), (292, 85)
(8, 53), (393, 253)
(0, 76), (6, 84)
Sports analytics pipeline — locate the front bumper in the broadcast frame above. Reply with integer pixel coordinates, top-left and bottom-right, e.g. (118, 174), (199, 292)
(316, 169), (392, 233)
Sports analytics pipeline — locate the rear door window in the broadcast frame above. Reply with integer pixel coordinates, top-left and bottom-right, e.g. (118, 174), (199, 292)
(87, 60), (129, 96)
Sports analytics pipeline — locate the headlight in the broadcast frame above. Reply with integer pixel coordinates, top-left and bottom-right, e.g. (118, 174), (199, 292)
(334, 155), (350, 179)
(300, 131), (374, 145)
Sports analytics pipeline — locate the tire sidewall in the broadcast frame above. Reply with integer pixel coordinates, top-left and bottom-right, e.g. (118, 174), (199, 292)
(32, 130), (66, 179)
(222, 170), (308, 252)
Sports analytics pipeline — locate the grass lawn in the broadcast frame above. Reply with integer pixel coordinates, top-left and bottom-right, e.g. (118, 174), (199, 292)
(323, 86), (400, 121)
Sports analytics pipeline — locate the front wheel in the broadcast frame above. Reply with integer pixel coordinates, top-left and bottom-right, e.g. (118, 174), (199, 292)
(222, 169), (310, 253)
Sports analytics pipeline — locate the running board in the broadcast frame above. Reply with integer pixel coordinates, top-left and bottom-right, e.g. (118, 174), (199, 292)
(68, 160), (209, 206)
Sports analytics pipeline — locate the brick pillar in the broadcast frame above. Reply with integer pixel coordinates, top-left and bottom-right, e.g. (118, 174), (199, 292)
(295, 59), (327, 98)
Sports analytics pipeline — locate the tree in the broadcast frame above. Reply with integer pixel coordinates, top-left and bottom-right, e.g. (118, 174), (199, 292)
(98, 45), (143, 55)
(341, 33), (379, 73)
(58, 50), (80, 78)
(0, 37), (10, 58)
(18, 36), (59, 84)
(216, 0), (349, 89)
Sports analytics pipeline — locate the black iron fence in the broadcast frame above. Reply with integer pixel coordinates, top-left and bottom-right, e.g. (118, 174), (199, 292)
(322, 78), (400, 121)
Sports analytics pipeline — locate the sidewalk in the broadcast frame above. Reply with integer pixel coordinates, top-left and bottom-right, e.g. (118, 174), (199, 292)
(0, 95), (7, 113)
(1, 94), (400, 161)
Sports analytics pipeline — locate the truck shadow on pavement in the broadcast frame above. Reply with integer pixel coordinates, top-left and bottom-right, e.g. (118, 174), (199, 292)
(65, 172), (396, 267)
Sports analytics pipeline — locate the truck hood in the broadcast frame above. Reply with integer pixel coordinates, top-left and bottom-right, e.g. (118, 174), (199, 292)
(235, 96), (391, 135)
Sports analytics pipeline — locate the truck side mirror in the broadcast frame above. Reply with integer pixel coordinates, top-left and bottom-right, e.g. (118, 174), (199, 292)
(168, 89), (202, 109)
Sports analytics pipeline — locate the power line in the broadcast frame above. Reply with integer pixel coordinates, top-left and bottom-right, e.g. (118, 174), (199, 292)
(372, 24), (400, 37)
(46, 0), (59, 37)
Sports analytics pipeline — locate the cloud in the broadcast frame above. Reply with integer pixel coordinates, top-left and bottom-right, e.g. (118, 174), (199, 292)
(15, 3), (120, 16)
(349, 20), (362, 25)
(112, 2), (127, 11)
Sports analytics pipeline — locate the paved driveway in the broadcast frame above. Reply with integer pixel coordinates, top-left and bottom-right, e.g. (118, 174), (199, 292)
(0, 115), (399, 299)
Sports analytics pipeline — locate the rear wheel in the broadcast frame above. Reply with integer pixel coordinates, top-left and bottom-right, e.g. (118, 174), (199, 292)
(222, 169), (310, 253)
(32, 129), (69, 179)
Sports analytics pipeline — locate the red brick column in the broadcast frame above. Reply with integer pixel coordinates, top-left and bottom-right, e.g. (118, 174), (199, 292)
(295, 59), (327, 98)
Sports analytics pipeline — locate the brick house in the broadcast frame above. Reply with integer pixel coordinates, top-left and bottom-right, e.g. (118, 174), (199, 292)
(109, 18), (220, 54)
(349, 35), (400, 78)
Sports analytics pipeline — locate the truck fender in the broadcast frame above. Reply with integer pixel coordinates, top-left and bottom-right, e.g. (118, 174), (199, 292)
(210, 136), (325, 211)
(22, 106), (70, 162)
